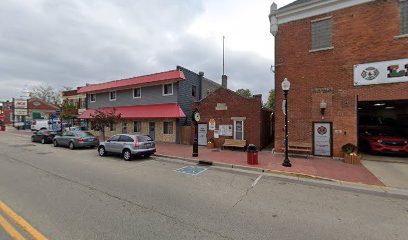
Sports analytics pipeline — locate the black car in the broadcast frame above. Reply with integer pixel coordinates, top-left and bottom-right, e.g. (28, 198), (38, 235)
(31, 130), (60, 144)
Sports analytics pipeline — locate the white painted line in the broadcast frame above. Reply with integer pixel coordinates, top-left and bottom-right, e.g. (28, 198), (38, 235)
(251, 175), (263, 187)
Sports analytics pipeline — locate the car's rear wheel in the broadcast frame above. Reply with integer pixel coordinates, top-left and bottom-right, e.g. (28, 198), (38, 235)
(53, 140), (58, 147)
(69, 142), (75, 150)
(41, 138), (46, 144)
(98, 146), (106, 156)
(123, 149), (132, 161)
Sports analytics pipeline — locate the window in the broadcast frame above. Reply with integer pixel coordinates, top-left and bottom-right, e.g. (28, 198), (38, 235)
(133, 121), (142, 133)
(401, 0), (408, 35)
(109, 91), (116, 101)
(234, 120), (244, 140)
(163, 83), (173, 96)
(121, 121), (127, 133)
(90, 94), (96, 102)
(109, 135), (120, 142)
(79, 99), (86, 109)
(119, 135), (134, 142)
(192, 85), (197, 97)
(133, 88), (141, 98)
(109, 122), (116, 131)
(311, 17), (332, 50)
(163, 121), (173, 134)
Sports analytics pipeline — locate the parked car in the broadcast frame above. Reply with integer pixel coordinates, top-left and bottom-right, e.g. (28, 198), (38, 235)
(359, 128), (408, 156)
(53, 131), (99, 150)
(98, 134), (156, 161)
(31, 119), (61, 131)
(31, 130), (60, 144)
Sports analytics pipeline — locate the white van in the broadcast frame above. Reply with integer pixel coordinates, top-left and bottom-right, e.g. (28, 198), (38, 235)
(31, 119), (61, 131)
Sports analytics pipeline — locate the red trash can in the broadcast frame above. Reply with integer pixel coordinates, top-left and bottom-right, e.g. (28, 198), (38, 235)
(0, 126), (5, 131)
(246, 144), (258, 165)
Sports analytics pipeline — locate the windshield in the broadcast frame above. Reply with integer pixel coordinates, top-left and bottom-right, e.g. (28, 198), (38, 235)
(75, 131), (94, 137)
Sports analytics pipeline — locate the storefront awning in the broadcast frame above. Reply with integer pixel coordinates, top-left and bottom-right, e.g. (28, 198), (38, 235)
(78, 104), (186, 119)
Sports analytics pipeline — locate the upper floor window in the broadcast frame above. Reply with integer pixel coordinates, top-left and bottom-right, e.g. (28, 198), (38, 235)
(192, 85), (197, 97)
(311, 17), (332, 50)
(109, 91), (116, 101)
(401, 0), (408, 35)
(90, 94), (96, 102)
(133, 88), (141, 98)
(163, 83), (173, 96)
(79, 99), (86, 109)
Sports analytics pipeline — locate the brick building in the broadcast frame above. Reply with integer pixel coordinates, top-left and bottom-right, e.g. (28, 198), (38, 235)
(269, 0), (408, 157)
(192, 87), (272, 150)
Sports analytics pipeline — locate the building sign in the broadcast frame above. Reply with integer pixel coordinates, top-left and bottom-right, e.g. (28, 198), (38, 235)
(14, 99), (28, 108)
(219, 125), (233, 136)
(14, 108), (28, 116)
(313, 122), (332, 157)
(216, 103), (228, 111)
(354, 58), (408, 86)
(209, 119), (216, 131)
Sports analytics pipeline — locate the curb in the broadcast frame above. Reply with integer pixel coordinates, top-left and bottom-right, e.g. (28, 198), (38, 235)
(154, 153), (408, 198)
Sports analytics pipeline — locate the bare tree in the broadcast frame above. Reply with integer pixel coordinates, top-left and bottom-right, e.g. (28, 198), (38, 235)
(30, 86), (61, 104)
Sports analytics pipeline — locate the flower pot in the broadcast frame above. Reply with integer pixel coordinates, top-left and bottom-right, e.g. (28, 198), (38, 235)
(343, 153), (361, 165)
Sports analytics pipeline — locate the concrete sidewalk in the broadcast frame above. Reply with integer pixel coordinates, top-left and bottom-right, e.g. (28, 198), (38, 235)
(156, 143), (384, 186)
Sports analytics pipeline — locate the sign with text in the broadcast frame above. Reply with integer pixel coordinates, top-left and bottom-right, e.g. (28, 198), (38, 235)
(313, 122), (332, 157)
(14, 99), (28, 109)
(216, 103), (228, 111)
(219, 125), (233, 136)
(209, 119), (216, 131)
(354, 58), (408, 86)
(14, 108), (28, 116)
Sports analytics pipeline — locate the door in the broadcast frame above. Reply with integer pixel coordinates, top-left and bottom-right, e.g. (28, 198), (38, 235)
(106, 135), (120, 153)
(234, 120), (244, 140)
(149, 122), (155, 140)
(313, 122), (333, 157)
(198, 124), (207, 146)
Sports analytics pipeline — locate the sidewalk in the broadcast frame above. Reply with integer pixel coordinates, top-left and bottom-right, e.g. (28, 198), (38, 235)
(156, 143), (384, 186)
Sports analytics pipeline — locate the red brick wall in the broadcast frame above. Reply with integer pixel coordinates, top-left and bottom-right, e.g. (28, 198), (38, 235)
(192, 88), (271, 149)
(275, 0), (408, 157)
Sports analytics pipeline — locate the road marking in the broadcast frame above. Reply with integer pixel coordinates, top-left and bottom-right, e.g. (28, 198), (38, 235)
(0, 200), (48, 240)
(0, 213), (26, 240)
(251, 175), (263, 187)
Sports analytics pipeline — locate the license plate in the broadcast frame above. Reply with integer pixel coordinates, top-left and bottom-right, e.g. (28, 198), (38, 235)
(87, 138), (95, 142)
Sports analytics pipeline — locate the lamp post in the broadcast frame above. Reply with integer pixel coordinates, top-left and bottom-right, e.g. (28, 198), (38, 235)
(192, 109), (200, 157)
(282, 78), (291, 167)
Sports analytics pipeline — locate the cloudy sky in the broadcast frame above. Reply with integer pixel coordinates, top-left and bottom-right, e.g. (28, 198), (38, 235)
(0, 0), (293, 102)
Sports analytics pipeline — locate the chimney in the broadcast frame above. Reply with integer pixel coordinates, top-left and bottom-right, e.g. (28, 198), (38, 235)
(222, 75), (228, 88)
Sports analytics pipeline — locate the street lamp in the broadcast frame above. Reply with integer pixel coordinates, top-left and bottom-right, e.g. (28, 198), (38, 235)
(282, 78), (291, 167)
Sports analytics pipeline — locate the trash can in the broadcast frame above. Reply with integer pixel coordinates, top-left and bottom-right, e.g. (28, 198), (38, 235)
(0, 126), (5, 131)
(247, 144), (258, 165)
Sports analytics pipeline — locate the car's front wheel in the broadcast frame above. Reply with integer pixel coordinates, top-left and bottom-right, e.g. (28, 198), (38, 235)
(123, 149), (132, 161)
(98, 146), (106, 156)
(41, 138), (46, 144)
(53, 140), (58, 147)
(69, 142), (75, 150)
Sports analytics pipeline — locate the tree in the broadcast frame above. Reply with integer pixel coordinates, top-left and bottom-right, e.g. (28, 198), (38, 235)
(264, 89), (275, 110)
(89, 109), (121, 141)
(30, 86), (61, 104)
(235, 89), (252, 98)
(59, 100), (77, 127)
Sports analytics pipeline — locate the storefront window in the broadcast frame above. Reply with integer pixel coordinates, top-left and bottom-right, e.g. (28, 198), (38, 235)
(133, 121), (141, 133)
(163, 121), (173, 134)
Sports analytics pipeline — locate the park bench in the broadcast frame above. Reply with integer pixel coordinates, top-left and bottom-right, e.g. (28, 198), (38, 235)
(282, 141), (312, 155)
(222, 139), (247, 151)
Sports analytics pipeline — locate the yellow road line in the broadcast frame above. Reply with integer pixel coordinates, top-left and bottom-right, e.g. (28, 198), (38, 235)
(0, 213), (26, 240)
(0, 200), (48, 240)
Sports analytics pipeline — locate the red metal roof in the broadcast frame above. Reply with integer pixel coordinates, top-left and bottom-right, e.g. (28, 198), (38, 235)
(78, 104), (186, 119)
(78, 70), (185, 93)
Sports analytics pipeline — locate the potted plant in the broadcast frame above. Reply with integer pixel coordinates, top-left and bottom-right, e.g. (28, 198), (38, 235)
(207, 138), (215, 149)
(341, 143), (361, 164)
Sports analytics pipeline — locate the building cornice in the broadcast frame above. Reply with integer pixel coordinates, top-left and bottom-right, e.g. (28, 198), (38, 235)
(276, 0), (375, 24)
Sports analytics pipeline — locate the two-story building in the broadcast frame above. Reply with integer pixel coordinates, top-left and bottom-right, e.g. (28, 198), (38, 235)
(269, 0), (408, 158)
(62, 87), (87, 126)
(78, 66), (220, 143)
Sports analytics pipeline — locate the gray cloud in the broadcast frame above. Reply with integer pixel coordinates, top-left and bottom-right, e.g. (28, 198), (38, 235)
(0, 0), (274, 102)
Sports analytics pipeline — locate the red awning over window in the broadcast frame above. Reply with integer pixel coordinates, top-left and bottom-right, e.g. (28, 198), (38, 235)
(78, 104), (186, 119)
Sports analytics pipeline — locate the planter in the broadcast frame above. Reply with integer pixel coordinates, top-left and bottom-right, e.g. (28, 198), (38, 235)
(343, 153), (361, 165)
(207, 142), (214, 149)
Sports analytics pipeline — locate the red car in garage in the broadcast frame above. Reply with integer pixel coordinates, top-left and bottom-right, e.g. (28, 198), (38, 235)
(359, 128), (408, 156)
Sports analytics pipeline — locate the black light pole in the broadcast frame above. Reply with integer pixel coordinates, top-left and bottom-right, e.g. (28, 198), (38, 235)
(282, 78), (291, 167)
(192, 109), (200, 157)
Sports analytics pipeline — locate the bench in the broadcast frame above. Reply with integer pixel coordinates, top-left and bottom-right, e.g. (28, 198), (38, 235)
(222, 139), (247, 151)
(282, 142), (312, 155)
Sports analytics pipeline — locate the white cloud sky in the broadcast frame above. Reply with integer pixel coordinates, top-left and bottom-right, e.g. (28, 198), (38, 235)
(0, 0), (294, 102)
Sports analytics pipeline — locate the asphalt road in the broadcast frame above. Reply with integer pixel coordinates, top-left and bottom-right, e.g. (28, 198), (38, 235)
(0, 132), (407, 240)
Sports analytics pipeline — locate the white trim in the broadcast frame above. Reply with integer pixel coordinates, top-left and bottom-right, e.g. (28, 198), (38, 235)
(309, 46), (334, 53)
(162, 83), (173, 96)
(233, 120), (244, 140)
(133, 87), (142, 99)
(109, 91), (116, 101)
(90, 94), (96, 103)
(311, 16), (332, 23)
(394, 34), (408, 39)
(275, 0), (375, 25)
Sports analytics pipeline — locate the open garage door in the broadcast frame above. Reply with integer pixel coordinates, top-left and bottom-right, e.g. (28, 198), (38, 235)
(357, 100), (408, 161)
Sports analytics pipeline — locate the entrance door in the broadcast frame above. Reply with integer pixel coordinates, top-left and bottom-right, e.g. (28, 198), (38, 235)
(313, 122), (333, 157)
(149, 122), (155, 140)
(198, 124), (207, 146)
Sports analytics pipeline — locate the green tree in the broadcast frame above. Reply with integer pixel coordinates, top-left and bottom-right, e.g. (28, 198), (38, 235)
(235, 89), (252, 98)
(265, 89), (275, 110)
(89, 108), (121, 141)
(59, 100), (77, 128)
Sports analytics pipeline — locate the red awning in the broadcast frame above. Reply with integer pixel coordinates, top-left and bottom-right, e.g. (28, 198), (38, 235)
(77, 69), (185, 94)
(78, 104), (186, 119)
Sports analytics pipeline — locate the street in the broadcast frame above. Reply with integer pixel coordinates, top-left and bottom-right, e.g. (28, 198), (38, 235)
(0, 132), (407, 240)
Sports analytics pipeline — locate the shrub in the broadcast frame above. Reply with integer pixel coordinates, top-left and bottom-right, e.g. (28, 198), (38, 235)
(341, 143), (358, 155)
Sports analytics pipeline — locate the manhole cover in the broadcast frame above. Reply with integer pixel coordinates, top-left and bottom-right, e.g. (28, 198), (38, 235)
(175, 166), (207, 176)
